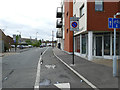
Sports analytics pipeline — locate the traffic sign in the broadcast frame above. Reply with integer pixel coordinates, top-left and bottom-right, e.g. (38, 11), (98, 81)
(113, 18), (120, 28)
(14, 40), (16, 43)
(70, 17), (79, 31)
(108, 18), (113, 28)
(13, 35), (16, 41)
(108, 18), (120, 28)
(71, 22), (78, 28)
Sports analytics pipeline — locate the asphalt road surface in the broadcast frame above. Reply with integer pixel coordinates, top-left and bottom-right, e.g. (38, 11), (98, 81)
(2, 47), (46, 88)
(40, 47), (91, 89)
(2, 47), (92, 89)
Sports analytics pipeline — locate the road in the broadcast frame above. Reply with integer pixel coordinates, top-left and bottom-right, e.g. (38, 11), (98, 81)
(2, 47), (46, 88)
(40, 47), (91, 89)
(2, 47), (92, 89)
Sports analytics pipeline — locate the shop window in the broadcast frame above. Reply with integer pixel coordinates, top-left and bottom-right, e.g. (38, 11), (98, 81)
(75, 35), (80, 53)
(95, 0), (104, 11)
(112, 34), (120, 55)
(104, 35), (110, 55)
(82, 35), (86, 54)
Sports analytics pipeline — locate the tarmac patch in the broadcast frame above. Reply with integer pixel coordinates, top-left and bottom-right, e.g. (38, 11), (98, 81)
(40, 79), (51, 86)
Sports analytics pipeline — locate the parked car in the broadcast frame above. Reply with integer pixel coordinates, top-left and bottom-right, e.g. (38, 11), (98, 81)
(28, 45), (33, 48)
(11, 45), (15, 48)
(17, 45), (20, 48)
(19, 45), (24, 49)
(40, 45), (43, 48)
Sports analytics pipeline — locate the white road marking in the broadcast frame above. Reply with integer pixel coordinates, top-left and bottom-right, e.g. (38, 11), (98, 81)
(54, 83), (70, 90)
(34, 47), (49, 89)
(45, 64), (56, 69)
(54, 52), (99, 90)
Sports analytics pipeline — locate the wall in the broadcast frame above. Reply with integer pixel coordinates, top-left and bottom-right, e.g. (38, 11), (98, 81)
(87, 2), (120, 31)
(73, 0), (87, 35)
(64, 1), (73, 52)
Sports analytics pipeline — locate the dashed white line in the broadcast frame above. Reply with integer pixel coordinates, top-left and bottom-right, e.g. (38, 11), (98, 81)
(34, 47), (49, 89)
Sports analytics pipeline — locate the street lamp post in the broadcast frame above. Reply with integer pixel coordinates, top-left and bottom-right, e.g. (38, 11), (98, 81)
(17, 31), (21, 49)
(36, 32), (38, 41)
(113, 12), (120, 77)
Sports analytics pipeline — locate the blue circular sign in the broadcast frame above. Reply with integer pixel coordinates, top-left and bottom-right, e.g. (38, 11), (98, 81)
(72, 22), (77, 28)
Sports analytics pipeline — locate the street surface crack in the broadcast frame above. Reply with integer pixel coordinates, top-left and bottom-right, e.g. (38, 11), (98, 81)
(2, 69), (14, 82)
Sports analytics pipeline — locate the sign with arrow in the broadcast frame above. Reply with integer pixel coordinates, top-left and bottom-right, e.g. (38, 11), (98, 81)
(108, 18), (120, 28)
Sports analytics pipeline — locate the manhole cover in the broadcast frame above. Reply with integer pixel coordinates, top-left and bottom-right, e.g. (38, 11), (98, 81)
(40, 79), (51, 86)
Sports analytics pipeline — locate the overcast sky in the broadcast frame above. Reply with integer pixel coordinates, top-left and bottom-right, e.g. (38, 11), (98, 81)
(0, 0), (61, 41)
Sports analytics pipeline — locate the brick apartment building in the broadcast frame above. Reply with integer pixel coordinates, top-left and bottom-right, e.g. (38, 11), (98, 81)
(56, 0), (74, 53)
(56, 0), (120, 60)
(73, 0), (120, 60)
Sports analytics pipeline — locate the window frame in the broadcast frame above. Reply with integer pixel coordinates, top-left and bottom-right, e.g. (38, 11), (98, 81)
(80, 4), (84, 18)
(95, 0), (104, 12)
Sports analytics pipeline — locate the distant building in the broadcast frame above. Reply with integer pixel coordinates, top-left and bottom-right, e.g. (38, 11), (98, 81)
(0, 29), (14, 52)
(41, 41), (57, 47)
(20, 38), (36, 44)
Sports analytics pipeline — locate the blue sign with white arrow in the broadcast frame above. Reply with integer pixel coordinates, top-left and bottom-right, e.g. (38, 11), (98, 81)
(113, 18), (120, 28)
(108, 18), (113, 28)
(108, 18), (120, 28)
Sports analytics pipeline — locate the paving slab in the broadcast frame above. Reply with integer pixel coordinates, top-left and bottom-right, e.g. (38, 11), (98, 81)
(53, 48), (119, 89)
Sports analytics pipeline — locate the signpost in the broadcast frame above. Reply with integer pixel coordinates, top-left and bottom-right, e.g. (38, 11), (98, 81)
(70, 17), (79, 65)
(13, 35), (16, 52)
(108, 18), (120, 28)
(108, 17), (120, 77)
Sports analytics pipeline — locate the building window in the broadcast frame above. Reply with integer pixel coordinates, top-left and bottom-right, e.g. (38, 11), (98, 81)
(67, 29), (68, 33)
(74, 14), (76, 17)
(80, 4), (84, 17)
(66, 12), (68, 17)
(82, 34), (86, 54)
(112, 34), (120, 55)
(95, 0), (104, 11)
(75, 35), (80, 53)
(104, 34), (110, 55)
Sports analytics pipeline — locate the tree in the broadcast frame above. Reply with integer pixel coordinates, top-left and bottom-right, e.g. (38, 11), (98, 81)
(32, 40), (41, 47)
(25, 40), (32, 45)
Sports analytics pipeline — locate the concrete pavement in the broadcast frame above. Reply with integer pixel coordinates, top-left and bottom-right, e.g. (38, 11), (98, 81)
(1, 48), (33, 57)
(53, 48), (119, 89)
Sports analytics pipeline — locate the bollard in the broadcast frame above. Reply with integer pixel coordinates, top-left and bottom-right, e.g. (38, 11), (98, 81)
(41, 52), (42, 55)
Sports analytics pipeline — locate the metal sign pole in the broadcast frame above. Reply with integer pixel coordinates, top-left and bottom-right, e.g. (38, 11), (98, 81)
(73, 31), (74, 65)
(113, 15), (117, 77)
(70, 16), (79, 65)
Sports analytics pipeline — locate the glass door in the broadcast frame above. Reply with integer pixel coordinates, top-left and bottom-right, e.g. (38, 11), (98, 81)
(96, 36), (102, 56)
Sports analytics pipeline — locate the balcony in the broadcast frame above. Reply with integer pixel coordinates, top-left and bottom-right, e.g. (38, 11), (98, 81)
(56, 19), (62, 28)
(56, 7), (62, 18)
(56, 30), (62, 38)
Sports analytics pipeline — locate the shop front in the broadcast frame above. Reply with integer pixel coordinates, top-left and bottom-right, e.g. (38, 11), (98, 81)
(74, 32), (120, 60)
